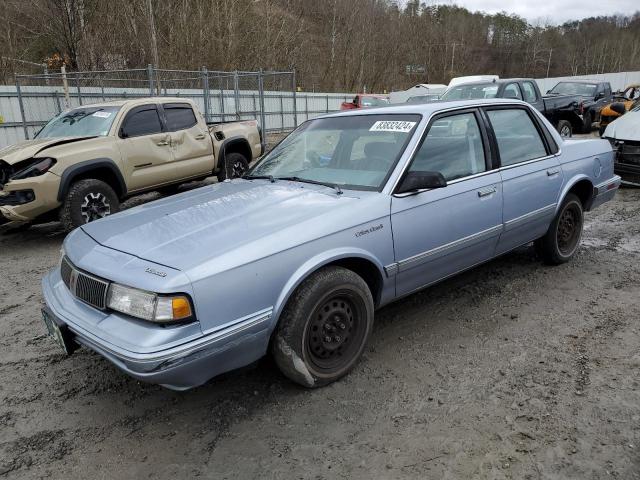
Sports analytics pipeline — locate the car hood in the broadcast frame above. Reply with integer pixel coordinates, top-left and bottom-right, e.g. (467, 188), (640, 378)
(0, 136), (96, 165)
(604, 111), (640, 141)
(81, 179), (367, 272)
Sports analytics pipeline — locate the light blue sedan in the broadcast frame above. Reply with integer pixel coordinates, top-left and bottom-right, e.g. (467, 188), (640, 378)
(41, 99), (620, 389)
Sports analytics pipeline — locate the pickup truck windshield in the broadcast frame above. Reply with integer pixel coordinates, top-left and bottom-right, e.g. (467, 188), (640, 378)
(249, 114), (420, 190)
(36, 106), (121, 139)
(548, 82), (597, 97)
(441, 83), (499, 101)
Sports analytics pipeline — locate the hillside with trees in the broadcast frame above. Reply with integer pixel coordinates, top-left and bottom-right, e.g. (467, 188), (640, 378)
(2, 0), (640, 92)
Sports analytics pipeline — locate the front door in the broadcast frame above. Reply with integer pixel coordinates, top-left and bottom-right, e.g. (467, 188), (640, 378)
(117, 104), (175, 192)
(484, 107), (564, 255)
(391, 109), (503, 297)
(161, 103), (214, 180)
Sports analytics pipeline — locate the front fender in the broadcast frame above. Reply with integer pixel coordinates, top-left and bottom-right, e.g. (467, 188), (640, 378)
(271, 248), (387, 326)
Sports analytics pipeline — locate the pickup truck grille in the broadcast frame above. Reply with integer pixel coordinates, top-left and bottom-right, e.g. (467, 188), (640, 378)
(619, 143), (640, 165)
(61, 256), (109, 310)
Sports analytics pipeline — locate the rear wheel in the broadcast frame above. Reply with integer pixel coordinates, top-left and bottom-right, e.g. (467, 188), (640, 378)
(60, 179), (120, 231)
(217, 152), (249, 181)
(272, 266), (374, 388)
(535, 193), (584, 265)
(557, 120), (572, 138)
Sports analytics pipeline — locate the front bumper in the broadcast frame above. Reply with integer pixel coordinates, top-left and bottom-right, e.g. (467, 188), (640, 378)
(0, 172), (61, 222)
(42, 269), (273, 390)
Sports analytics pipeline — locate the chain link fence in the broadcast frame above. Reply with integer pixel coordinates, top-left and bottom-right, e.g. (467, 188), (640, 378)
(0, 66), (353, 147)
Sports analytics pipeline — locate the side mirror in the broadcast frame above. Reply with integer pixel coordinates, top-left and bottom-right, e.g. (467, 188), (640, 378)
(595, 92), (605, 100)
(119, 127), (128, 139)
(396, 171), (447, 194)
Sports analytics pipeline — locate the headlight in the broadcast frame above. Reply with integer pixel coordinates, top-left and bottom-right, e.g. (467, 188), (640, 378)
(106, 283), (194, 323)
(11, 157), (56, 180)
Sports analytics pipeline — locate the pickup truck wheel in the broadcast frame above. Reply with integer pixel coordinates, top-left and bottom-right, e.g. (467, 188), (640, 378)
(60, 179), (120, 231)
(557, 120), (572, 138)
(535, 193), (584, 265)
(217, 152), (248, 181)
(272, 266), (374, 388)
(582, 112), (593, 134)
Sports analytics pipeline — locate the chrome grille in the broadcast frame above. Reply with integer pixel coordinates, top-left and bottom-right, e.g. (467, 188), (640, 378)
(61, 256), (109, 310)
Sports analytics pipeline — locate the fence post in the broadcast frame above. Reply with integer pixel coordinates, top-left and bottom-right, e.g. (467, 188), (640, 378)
(326, 95), (329, 113)
(202, 66), (210, 122)
(75, 73), (82, 105)
(292, 69), (298, 127)
(147, 64), (154, 96)
(54, 91), (62, 114)
(61, 65), (71, 110)
(305, 95), (309, 121)
(233, 71), (240, 120)
(219, 73), (226, 122)
(15, 76), (29, 140)
(258, 69), (266, 132)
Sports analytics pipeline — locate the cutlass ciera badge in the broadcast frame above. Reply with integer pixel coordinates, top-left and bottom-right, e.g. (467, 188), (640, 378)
(145, 267), (167, 277)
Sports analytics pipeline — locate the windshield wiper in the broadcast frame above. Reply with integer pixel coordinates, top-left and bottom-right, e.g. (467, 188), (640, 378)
(242, 174), (275, 183)
(277, 176), (343, 195)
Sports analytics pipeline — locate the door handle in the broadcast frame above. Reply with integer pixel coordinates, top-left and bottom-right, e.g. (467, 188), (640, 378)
(477, 187), (497, 198)
(194, 133), (206, 140)
(156, 140), (169, 146)
(547, 169), (560, 177)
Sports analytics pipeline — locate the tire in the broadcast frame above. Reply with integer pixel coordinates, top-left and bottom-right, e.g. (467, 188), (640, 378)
(557, 120), (572, 138)
(272, 266), (374, 388)
(217, 152), (249, 181)
(582, 111), (593, 134)
(59, 179), (120, 231)
(535, 193), (584, 265)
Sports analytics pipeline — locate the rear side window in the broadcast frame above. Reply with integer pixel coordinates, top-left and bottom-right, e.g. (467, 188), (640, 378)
(487, 109), (547, 166)
(121, 106), (162, 137)
(521, 82), (538, 102)
(409, 112), (486, 181)
(164, 104), (198, 131)
(504, 83), (522, 100)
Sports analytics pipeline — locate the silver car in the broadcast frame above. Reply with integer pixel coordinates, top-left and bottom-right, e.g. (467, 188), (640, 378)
(41, 99), (620, 390)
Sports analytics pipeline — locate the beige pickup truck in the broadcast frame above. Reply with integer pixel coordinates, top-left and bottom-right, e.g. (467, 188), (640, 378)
(0, 97), (263, 230)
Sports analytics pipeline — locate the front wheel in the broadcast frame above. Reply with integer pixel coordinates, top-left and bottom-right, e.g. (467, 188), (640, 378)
(60, 179), (120, 231)
(217, 152), (249, 181)
(272, 266), (374, 388)
(535, 193), (584, 265)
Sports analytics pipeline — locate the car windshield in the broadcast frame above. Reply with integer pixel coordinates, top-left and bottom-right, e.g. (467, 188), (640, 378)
(441, 83), (499, 101)
(548, 82), (597, 97)
(35, 106), (121, 139)
(248, 114), (421, 190)
(360, 96), (389, 107)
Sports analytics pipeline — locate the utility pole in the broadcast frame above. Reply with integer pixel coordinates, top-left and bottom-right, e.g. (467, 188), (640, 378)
(546, 48), (553, 78)
(146, 0), (160, 94)
(451, 42), (457, 74)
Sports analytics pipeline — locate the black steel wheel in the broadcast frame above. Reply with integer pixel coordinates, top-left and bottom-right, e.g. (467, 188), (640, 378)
(535, 193), (584, 265)
(272, 266), (374, 388)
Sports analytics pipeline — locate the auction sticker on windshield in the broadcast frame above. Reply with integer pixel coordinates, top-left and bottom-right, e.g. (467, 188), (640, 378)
(369, 120), (416, 133)
(92, 111), (112, 118)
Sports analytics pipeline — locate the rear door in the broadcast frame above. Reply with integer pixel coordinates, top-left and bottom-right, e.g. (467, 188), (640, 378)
(390, 109), (503, 296)
(117, 104), (174, 191)
(161, 103), (214, 180)
(484, 106), (564, 255)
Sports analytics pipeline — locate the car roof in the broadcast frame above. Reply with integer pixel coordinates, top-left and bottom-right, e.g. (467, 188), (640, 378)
(65, 97), (193, 109)
(322, 98), (531, 119)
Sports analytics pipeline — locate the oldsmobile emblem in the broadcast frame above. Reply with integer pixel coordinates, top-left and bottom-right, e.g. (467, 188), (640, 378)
(145, 267), (167, 278)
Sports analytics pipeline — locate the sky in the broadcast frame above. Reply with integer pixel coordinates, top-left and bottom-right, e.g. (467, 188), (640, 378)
(424, 0), (639, 25)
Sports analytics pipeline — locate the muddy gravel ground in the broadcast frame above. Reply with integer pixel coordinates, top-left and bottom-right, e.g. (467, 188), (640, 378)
(1, 184), (640, 479)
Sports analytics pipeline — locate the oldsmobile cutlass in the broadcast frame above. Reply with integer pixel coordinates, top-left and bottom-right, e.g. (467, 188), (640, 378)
(41, 99), (620, 390)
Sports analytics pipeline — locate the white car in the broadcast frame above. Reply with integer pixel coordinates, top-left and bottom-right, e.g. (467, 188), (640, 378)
(603, 104), (640, 186)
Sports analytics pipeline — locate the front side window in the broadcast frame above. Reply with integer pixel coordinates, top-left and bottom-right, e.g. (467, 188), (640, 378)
(164, 104), (198, 131)
(487, 108), (547, 167)
(248, 114), (420, 190)
(521, 82), (538, 102)
(121, 107), (162, 137)
(36, 106), (121, 139)
(408, 112), (486, 181)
